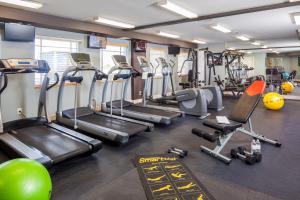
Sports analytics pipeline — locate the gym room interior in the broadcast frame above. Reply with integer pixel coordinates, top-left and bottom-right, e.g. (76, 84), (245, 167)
(0, 0), (299, 200)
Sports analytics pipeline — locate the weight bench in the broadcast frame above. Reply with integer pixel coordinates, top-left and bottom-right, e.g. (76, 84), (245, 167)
(192, 80), (281, 164)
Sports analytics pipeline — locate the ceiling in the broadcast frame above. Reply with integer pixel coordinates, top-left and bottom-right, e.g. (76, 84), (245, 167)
(1, 0), (300, 50)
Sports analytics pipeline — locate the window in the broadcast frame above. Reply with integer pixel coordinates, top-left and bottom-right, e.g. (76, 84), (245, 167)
(100, 44), (128, 73)
(178, 52), (188, 74)
(35, 37), (79, 85)
(149, 48), (167, 74)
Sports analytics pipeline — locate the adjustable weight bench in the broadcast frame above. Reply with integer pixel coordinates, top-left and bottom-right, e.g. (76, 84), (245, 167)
(192, 80), (282, 164)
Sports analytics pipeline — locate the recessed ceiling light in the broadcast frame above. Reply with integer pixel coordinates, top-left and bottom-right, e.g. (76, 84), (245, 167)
(251, 41), (261, 46)
(192, 39), (206, 44)
(158, 0), (198, 18)
(211, 24), (231, 33)
(0, 0), (42, 9)
(94, 17), (135, 29)
(158, 31), (180, 39)
(236, 35), (250, 41)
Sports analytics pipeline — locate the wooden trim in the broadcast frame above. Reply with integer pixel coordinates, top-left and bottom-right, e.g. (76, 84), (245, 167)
(149, 47), (168, 52)
(34, 82), (76, 89)
(130, 1), (300, 30)
(107, 42), (129, 47)
(0, 5), (196, 48)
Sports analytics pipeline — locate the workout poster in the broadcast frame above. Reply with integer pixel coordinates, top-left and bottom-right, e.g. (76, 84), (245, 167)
(133, 154), (215, 200)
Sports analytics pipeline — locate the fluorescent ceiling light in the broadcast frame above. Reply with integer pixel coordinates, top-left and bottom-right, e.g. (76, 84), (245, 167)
(158, 0), (197, 18)
(192, 39), (206, 44)
(251, 41), (261, 46)
(95, 17), (135, 29)
(211, 24), (231, 33)
(0, 0), (42, 9)
(262, 45), (268, 48)
(236, 35), (250, 41)
(158, 31), (179, 39)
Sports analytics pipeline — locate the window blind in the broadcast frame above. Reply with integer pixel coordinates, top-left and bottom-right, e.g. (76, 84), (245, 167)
(34, 37), (79, 85)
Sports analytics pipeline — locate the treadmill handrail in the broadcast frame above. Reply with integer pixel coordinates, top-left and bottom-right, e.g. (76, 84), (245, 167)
(57, 65), (98, 115)
(0, 73), (8, 94)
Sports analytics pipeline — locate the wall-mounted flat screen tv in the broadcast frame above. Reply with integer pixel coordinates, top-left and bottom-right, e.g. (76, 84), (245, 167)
(4, 23), (35, 42)
(168, 46), (181, 55)
(87, 35), (107, 49)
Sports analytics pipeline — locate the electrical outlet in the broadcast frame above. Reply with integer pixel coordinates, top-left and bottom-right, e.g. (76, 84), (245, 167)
(17, 108), (23, 115)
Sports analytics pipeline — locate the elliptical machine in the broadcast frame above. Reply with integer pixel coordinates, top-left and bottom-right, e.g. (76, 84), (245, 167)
(137, 56), (223, 119)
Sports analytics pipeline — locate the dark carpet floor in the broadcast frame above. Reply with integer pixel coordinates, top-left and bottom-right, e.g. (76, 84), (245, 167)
(1, 97), (300, 200)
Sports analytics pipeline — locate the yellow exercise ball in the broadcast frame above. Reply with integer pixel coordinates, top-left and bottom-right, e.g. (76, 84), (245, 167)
(281, 82), (294, 93)
(263, 92), (284, 110)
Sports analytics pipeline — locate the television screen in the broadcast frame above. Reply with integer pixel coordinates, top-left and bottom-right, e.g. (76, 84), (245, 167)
(134, 41), (146, 52)
(4, 23), (35, 42)
(87, 35), (107, 49)
(168, 46), (180, 55)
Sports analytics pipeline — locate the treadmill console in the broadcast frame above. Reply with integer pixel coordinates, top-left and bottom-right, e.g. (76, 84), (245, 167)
(112, 55), (132, 70)
(70, 53), (94, 69)
(1, 59), (39, 69)
(0, 59), (50, 73)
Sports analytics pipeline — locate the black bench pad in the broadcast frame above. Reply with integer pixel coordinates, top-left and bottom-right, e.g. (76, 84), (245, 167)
(203, 119), (243, 132)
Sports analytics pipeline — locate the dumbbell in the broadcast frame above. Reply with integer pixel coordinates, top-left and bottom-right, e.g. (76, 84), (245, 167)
(167, 147), (188, 158)
(230, 148), (256, 165)
(237, 146), (262, 163)
(170, 147), (188, 157)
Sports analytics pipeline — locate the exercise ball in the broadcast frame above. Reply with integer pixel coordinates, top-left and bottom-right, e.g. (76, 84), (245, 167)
(281, 82), (294, 93)
(282, 72), (290, 80)
(263, 92), (284, 110)
(0, 159), (52, 200)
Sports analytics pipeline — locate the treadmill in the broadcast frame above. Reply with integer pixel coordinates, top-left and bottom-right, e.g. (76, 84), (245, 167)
(56, 53), (154, 144)
(101, 55), (182, 125)
(0, 59), (102, 167)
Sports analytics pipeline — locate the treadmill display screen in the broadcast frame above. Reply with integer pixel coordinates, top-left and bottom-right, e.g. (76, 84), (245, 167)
(18, 61), (31, 65)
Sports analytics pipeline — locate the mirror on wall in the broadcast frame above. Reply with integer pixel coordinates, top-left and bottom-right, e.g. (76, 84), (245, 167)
(266, 50), (300, 98)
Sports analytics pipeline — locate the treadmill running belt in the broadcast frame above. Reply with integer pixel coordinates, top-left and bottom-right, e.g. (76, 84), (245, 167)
(126, 105), (180, 118)
(77, 114), (147, 136)
(11, 125), (90, 163)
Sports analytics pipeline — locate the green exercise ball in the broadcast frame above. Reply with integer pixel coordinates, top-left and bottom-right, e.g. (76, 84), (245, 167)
(0, 159), (52, 200)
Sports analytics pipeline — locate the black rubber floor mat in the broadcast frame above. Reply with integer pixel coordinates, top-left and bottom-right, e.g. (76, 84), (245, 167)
(133, 154), (216, 200)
